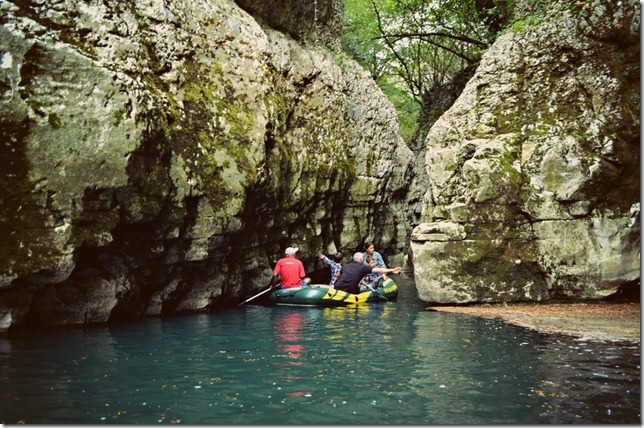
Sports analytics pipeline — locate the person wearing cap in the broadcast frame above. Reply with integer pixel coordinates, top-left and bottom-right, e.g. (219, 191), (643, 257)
(272, 247), (308, 289)
(334, 252), (402, 294)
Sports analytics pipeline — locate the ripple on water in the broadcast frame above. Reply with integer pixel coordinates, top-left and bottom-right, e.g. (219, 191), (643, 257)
(0, 303), (639, 424)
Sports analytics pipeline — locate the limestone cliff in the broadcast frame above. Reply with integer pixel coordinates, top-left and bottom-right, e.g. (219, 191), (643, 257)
(0, 0), (414, 330)
(410, 0), (640, 303)
(1, 0), (639, 328)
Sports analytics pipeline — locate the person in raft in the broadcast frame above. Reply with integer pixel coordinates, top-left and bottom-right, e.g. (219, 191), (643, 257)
(358, 256), (383, 292)
(363, 242), (389, 282)
(318, 251), (343, 287)
(335, 252), (401, 294)
(272, 247), (309, 289)
(363, 242), (386, 269)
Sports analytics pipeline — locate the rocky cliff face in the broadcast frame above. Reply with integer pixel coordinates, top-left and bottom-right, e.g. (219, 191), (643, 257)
(1, 0), (639, 329)
(0, 0), (414, 330)
(410, 0), (640, 303)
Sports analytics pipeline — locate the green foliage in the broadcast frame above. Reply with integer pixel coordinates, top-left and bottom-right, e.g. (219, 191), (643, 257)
(512, 8), (544, 32)
(508, 0), (573, 34)
(379, 79), (420, 143)
(629, 91), (640, 108)
(341, 0), (393, 82)
(342, 0), (513, 145)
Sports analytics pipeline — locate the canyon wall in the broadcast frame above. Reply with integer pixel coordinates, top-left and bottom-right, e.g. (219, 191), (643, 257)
(410, 0), (640, 303)
(0, 0), (414, 330)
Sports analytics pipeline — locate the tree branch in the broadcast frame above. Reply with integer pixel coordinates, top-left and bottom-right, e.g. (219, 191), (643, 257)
(373, 31), (489, 49)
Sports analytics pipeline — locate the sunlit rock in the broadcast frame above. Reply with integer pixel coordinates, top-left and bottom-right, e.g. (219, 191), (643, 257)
(411, 0), (640, 303)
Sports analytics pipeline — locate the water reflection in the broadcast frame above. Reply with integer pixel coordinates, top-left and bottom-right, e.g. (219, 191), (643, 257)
(274, 311), (305, 364)
(405, 314), (551, 423)
(0, 291), (639, 424)
(405, 313), (641, 424)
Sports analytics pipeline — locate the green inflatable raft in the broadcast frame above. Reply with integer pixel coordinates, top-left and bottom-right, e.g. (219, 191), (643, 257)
(268, 277), (399, 306)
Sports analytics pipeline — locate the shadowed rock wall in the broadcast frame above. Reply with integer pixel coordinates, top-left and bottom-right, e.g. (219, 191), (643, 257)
(1, 0), (639, 328)
(234, 0), (343, 48)
(0, 0), (414, 330)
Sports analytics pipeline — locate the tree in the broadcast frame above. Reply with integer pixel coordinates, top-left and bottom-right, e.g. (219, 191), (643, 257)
(342, 0), (511, 144)
(341, 0), (392, 83)
(371, 0), (507, 104)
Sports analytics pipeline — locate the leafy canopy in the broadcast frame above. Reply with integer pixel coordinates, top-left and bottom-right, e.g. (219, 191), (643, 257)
(342, 0), (511, 143)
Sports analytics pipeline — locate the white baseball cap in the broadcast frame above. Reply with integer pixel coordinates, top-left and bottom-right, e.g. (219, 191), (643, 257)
(285, 247), (299, 255)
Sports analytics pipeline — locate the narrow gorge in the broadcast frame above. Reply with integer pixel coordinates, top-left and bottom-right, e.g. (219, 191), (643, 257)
(0, 0), (639, 331)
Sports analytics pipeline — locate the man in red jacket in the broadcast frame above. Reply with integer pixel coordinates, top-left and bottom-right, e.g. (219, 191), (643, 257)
(272, 247), (308, 289)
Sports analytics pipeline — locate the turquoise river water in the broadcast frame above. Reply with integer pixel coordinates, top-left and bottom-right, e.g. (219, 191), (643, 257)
(0, 276), (640, 424)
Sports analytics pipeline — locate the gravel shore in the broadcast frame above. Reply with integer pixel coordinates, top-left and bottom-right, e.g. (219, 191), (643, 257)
(427, 301), (640, 343)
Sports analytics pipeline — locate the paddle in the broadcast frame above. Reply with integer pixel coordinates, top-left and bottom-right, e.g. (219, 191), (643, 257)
(362, 282), (388, 302)
(239, 282), (279, 306)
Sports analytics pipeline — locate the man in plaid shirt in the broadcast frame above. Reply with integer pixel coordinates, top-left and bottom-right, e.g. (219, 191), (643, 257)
(318, 251), (343, 287)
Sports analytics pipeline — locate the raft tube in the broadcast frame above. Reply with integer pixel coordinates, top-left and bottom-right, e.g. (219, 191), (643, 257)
(268, 277), (399, 306)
